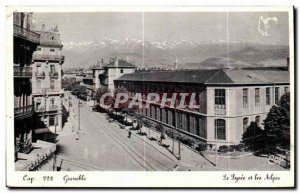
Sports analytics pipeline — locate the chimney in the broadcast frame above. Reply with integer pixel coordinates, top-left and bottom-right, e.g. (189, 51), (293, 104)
(114, 57), (119, 67)
(53, 25), (59, 33)
(173, 57), (178, 70)
(287, 57), (290, 71)
(100, 58), (104, 68)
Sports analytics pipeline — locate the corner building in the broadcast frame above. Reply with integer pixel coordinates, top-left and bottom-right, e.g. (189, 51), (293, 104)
(115, 69), (290, 146)
(32, 26), (64, 133)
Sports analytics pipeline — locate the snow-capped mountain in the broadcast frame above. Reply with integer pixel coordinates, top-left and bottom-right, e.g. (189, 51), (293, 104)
(63, 37), (241, 50)
(61, 38), (288, 70)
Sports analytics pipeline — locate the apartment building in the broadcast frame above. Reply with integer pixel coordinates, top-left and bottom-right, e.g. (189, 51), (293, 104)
(92, 57), (136, 95)
(13, 12), (40, 160)
(31, 25), (64, 133)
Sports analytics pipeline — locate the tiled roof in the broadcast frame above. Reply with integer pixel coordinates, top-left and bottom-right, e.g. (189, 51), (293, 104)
(116, 69), (289, 85)
(104, 60), (136, 68)
(92, 65), (104, 70)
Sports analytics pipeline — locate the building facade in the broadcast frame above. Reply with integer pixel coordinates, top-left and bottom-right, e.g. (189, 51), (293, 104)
(13, 12), (40, 160)
(92, 57), (136, 95)
(31, 25), (64, 133)
(115, 69), (290, 147)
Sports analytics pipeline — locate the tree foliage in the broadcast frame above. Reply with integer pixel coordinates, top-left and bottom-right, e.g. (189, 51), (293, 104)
(263, 92), (290, 149)
(94, 87), (110, 103)
(242, 122), (266, 151)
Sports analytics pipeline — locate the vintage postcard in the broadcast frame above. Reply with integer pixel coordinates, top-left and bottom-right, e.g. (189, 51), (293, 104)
(6, 6), (295, 188)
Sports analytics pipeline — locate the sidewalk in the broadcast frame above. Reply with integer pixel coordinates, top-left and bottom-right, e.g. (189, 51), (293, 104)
(109, 114), (288, 171)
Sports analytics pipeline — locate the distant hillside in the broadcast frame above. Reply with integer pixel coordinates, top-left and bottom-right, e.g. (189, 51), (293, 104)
(61, 38), (289, 70)
(188, 45), (289, 69)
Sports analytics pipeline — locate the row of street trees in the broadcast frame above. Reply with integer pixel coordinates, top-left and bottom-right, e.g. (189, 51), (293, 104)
(94, 87), (168, 144)
(62, 77), (88, 99)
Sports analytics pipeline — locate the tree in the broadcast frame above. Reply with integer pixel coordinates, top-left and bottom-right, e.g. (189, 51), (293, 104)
(242, 121), (266, 151)
(113, 87), (130, 117)
(263, 92), (290, 149)
(94, 87), (110, 104)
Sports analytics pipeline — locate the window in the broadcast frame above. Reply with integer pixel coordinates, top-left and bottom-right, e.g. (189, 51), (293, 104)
(266, 87), (271, 106)
(156, 107), (161, 121)
(50, 98), (55, 106)
(195, 118), (200, 136)
(284, 87), (289, 93)
(176, 111), (183, 129)
(255, 88), (260, 107)
(255, 116), (260, 125)
(164, 109), (168, 124)
(215, 89), (225, 109)
(275, 87), (279, 104)
(49, 116), (55, 126)
(172, 110), (176, 127)
(36, 102), (41, 110)
(36, 80), (41, 90)
(50, 48), (55, 52)
(50, 65), (56, 74)
(50, 80), (55, 89)
(120, 69), (124, 73)
(186, 114), (190, 132)
(243, 88), (248, 108)
(215, 119), (226, 140)
(243, 117), (249, 133)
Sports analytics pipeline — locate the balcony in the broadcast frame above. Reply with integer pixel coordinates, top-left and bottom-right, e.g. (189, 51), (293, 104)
(14, 105), (34, 120)
(14, 24), (40, 44)
(48, 105), (59, 111)
(215, 108), (226, 115)
(35, 71), (45, 78)
(35, 105), (59, 112)
(49, 71), (59, 79)
(35, 106), (45, 113)
(14, 66), (32, 78)
(33, 88), (62, 95)
(32, 53), (64, 63)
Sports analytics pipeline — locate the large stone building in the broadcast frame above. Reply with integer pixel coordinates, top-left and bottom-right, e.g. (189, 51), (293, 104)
(13, 12), (40, 161)
(92, 57), (136, 95)
(114, 68), (290, 146)
(31, 25), (64, 133)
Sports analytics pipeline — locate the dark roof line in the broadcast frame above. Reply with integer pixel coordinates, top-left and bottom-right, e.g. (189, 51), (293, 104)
(115, 68), (289, 85)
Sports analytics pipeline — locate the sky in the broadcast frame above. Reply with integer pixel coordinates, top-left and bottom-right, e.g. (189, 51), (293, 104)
(33, 11), (290, 46)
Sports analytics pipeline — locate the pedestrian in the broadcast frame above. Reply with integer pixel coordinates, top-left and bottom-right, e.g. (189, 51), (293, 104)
(173, 164), (179, 171)
(128, 129), (132, 138)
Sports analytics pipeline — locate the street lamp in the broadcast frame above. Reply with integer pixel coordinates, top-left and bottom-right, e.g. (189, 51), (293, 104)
(174, 107), (181, 160)
(76, 97), (80, 140)
(52, 118), (58, 171)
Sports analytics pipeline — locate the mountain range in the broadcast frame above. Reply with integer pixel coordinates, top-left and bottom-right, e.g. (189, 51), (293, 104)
(61, 37), (289, 70)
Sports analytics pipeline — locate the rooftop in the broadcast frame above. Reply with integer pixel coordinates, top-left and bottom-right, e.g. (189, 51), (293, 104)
(35, 26), (62, 48)
(103, 59), (136, 68)
(116, 69), (289, 85)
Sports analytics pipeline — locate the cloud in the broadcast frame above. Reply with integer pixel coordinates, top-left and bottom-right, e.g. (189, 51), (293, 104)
(258, 16), (278, 36)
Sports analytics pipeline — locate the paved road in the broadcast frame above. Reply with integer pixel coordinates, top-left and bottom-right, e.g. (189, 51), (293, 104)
(57, 98), (214, 171)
